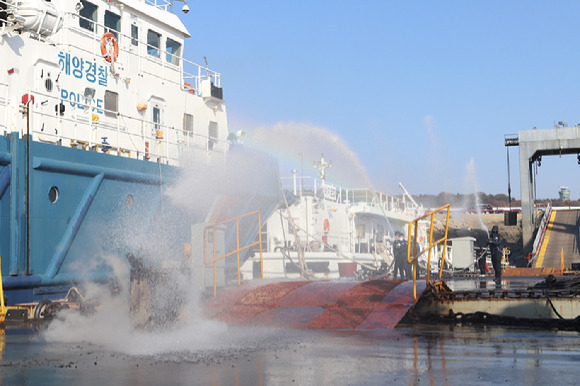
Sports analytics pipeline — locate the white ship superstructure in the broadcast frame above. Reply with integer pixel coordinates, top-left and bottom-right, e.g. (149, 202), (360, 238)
(1, 0), (230, 162)
(241, 154), (428, 280)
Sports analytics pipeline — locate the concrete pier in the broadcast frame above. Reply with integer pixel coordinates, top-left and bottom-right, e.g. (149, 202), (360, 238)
(508, 126), (580, 252)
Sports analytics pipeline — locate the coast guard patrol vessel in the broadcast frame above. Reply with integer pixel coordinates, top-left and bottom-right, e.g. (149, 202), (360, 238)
(241, 154), (428, 280)
(0, 0), (279, 305)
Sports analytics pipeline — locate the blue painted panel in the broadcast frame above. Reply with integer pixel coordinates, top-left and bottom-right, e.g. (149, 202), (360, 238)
(0, 138), (10, 280)
(28, 141), (178, 283)
(2, 135), (281, 304)
(9, 134), (26, 275)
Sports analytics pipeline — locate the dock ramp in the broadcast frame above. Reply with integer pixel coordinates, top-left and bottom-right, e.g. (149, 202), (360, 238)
(206, 280), (427, 329)
(535, 209), (580, 268)
(205, 205), (449, 329)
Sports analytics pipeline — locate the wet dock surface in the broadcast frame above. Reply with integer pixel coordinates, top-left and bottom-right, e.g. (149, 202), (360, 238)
(1, 324), (580, 385)
(2, 276), (579, 384)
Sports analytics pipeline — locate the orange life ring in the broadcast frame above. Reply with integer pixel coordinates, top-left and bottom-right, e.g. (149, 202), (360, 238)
(323, 218), (330, 232)
(100, 32), (119, 63)
(183, 82), (194, 94)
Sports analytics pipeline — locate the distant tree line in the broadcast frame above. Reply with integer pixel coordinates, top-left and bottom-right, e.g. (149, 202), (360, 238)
(413, 192), (580, 209)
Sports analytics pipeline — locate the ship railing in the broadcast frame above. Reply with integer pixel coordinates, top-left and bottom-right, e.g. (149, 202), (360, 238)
(282, 176), (422, 213)
(181, 54), (221, 93)
(407, 204), (451, 300)
(144, 1), (172, 11)
(142, 1), (200, 15)
(204, 211), (264, 298)
(528, 202), (553, 266)
(286, 231), (353, 254)
(69, 10), (221, 98)
(24, 88), (228, 165)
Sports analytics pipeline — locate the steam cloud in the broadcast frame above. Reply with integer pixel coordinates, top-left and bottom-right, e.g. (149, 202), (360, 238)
(464, 157), (489, 233)
(249, 122), (374, 189)
(41, 148), (280, 355)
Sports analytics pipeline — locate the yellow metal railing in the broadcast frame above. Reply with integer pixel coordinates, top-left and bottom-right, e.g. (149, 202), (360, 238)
(407, 204), (451, 300)
(203, 210), (263, 297)
(0, 256), (5, 324)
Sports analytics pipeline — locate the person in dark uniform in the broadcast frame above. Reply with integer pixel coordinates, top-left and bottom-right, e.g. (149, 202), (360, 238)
(392, 231), (409, 280)
(488, 225), (504, 285)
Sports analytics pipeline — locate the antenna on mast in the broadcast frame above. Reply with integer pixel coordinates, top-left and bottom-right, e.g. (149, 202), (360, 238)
(313, 153), (332, 182)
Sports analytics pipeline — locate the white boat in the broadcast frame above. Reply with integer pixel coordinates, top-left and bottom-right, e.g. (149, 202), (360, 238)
(241, 154), (429, 280)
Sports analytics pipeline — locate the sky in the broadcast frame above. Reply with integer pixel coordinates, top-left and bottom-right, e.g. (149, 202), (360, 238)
(178, 1), (580, 199)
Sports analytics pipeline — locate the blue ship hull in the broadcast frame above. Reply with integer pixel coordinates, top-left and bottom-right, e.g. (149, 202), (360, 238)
(0, 134), (279, 304)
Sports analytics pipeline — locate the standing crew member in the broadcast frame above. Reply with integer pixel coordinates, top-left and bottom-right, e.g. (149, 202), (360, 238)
(488, 225), (504, 285)
(392, 232), (409, 280)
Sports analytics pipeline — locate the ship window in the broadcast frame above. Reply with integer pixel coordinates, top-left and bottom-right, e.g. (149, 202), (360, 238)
(147, 29), (161, 57)
(356, 224), (366, 238)
(131, 24), (138, 46)
(104, 90), (118, 117)
(183, 113), (193, 136)
(165, 38), (181, 65)
(104, 11), (121, 39)
(153, 106), (161, 131)
(209, 121), (218, 139)
(208, 121), (218, 150)
(376, 224), (384, 241)
(45, 78), (53, 92)
(79, 1), (98, 32)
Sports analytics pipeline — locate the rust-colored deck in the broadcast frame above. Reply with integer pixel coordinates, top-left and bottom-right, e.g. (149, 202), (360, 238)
(205, 280), (426, 329)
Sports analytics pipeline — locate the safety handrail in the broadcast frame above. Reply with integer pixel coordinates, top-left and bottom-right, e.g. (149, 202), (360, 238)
(280, 176), (423, 216)
(27, 102), (228, 165)
(528, 203), (552, 265)
(203, 210), (263, 297)
(407, 204), (451, 300)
